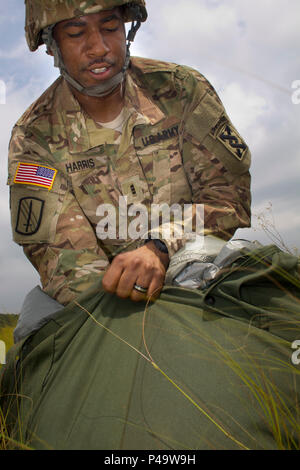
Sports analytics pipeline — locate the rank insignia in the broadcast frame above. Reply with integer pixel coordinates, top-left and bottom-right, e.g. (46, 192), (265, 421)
(216, 122), (247, 161)
(15, 197), (45, 236)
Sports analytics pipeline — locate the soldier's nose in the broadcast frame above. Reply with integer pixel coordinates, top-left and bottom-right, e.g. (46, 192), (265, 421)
(85, 29), (110, 57)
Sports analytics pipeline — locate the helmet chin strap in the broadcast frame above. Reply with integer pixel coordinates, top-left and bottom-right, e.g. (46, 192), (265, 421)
(42, 20), (141, 98)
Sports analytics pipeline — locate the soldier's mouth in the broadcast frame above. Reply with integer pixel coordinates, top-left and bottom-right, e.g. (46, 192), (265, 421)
(86, 65), (113, 81)
(85, 59), (114, 77)
(90, 67), (109, 75)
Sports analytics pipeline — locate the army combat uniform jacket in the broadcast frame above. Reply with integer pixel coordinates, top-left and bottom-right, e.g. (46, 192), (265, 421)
(8, 57), (251, 305)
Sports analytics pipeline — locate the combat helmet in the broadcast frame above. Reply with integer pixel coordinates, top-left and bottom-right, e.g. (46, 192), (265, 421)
(24, 0), (148, 97)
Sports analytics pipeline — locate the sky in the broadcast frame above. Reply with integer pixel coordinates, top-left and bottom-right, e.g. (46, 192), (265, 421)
(0, 0), (299, 313)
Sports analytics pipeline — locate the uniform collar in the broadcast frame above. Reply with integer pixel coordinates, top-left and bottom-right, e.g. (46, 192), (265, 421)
(60, 67), (166, 154)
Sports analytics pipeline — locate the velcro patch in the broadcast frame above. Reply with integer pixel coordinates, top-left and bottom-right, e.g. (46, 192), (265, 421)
(14, 162), (57, 190)
(213, 121), (247, 161)
(15, 197), (45, 236)
(140, 125), (179, 148)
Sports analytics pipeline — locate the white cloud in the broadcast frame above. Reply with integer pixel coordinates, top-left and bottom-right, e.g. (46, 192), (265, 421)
(0, 78), (50, 313)
(219, 82), (269, 133)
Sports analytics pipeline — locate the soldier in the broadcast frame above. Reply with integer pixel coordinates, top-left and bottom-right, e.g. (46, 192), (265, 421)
(8, 0), (251, 306)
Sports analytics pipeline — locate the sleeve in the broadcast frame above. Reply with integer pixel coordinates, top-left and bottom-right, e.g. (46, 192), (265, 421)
(162, 67), (251, 255)
(8, 125), (109, 306)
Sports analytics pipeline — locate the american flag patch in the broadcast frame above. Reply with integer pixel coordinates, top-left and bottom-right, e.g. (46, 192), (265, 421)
(14, 162), (57, 190)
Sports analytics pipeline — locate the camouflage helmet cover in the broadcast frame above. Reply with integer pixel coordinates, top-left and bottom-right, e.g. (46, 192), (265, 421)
(25, 0), (148, 51)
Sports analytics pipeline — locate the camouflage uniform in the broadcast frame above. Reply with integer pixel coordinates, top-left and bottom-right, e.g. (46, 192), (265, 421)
(8, 57), (251, 305)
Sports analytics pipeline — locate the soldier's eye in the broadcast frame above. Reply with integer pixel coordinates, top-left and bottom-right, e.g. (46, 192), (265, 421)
(104, 27), (119, 32)
(68, 31), (84, 38)
(102, 18), (120, 32)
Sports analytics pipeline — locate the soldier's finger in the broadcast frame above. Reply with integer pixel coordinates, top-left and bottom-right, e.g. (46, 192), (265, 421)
(130, 288), (147, 302)
(115, 269), (142, 298)
(129, 278), (151, 302)
(101, 263), (124, 294)
(146, 277), (164, 302)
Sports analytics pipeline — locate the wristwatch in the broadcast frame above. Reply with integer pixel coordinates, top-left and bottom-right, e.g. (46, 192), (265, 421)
(144, 238), (169, 254)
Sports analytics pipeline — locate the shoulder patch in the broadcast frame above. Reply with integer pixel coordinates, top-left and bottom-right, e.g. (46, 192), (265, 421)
(211, 117), (248, 161)
(15, 197), (44, 236)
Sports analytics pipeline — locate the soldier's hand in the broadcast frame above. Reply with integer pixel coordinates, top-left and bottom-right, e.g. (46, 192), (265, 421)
(102, 241), (169, 302)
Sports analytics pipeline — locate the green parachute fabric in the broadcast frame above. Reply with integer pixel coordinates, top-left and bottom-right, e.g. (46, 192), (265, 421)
(1, 244), (300, 450)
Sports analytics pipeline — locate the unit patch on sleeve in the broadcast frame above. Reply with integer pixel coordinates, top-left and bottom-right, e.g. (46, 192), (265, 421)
(212, 120), (247, 161)
(15, 197), (45, 236)
(14, 162), (57, 190)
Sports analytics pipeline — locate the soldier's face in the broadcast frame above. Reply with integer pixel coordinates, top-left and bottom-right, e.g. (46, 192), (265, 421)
(53, 8), (127, 89)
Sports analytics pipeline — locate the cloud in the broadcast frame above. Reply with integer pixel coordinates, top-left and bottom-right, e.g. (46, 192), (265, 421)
(219, 82), (269, 132)
(0, 76), (52, 314)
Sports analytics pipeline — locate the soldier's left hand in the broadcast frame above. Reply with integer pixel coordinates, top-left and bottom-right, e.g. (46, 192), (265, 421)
(101, 241), (169, 302)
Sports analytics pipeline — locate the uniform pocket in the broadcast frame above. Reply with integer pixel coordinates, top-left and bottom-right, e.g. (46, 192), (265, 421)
(153, 148), (192, 205)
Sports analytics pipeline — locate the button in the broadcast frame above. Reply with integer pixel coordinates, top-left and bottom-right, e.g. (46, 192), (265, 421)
(205, 295), (215, 306)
